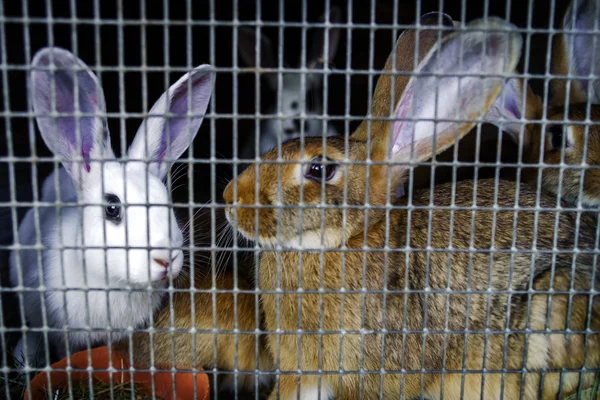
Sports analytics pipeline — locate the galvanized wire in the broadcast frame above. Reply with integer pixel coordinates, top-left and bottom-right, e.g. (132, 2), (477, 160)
(1, 1), (600, 399)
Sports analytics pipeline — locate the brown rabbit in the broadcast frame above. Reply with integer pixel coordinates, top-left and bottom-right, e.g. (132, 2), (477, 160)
(485, 0), (600, 207)
(223, 17), (600, 400)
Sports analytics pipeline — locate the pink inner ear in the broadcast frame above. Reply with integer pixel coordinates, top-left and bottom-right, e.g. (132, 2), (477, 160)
(391, 86), (414, 154)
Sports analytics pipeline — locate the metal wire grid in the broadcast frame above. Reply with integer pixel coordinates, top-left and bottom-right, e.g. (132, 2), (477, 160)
(0, 0), (599, 399)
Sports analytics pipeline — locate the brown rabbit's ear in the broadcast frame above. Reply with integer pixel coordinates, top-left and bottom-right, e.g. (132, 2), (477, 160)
(372, 12), (455, 116)
(484, 78), (542, 148)
(551, 0), (600, 105)
(373, 18), (523, 175)
(354, 12), (455, 142)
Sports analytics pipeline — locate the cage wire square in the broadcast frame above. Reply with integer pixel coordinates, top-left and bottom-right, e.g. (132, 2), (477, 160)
(0, 0), (599, 399)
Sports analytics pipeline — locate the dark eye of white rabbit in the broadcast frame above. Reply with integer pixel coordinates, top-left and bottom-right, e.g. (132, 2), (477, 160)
(304, 156), (338, 183)
(104, 194), (122, 223)
(549, 125), (570, 150)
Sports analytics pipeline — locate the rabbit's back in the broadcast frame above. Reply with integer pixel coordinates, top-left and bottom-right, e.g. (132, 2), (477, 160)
(384, 178), (598, 398)
(258, 178), (599, 399)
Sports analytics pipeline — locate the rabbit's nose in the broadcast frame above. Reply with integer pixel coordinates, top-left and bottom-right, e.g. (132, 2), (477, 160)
(153, 258), (170, 269)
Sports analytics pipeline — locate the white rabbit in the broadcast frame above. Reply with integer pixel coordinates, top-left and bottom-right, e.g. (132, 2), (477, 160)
(9, 47), (214, 366)
(238, 7), (342, 160)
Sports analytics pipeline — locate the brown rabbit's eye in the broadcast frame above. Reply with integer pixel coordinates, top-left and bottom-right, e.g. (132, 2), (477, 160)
(549, 125), (569, 150)
(105, 194), (122, 224)
(305, 157), (338, 183)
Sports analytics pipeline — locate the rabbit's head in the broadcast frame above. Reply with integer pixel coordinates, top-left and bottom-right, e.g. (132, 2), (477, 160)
(31, 47), (214, 285)
(224, 18), (522, 249)
(485, 0), (600, 207)
(238, 8), (342, 157)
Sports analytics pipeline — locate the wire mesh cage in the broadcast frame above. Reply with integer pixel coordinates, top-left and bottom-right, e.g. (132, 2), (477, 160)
(1, 0), (599, 399)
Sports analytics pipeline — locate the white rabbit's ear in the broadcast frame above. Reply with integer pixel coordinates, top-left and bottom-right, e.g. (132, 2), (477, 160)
(485, 78), (541, 147)
(552, 0), (600, 104)
(128, 65), (214, 180)
(31, 47), (112, 184)
(374, 18), (522, 175)
(238, 27), (278, 90)
(308, 6), (342, 68)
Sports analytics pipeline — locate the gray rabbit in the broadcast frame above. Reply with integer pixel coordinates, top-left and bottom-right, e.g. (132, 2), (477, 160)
(238, 7), (342, 160)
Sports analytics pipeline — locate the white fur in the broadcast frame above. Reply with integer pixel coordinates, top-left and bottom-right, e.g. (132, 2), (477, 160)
(10, 158), (183, 363)
(581, 194), (600, 207)
(10, 47), (213, 365)
(225, 204), (342, 250)
(285, 384), (334, 400)
(276, 229), (342, 250)
(567, 125), (576, 149)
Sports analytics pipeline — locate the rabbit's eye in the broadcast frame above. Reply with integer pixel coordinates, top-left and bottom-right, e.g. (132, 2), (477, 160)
(105, 194), (122, 223)
(305, 157), (338, 183)
(549, 125), (570, 150)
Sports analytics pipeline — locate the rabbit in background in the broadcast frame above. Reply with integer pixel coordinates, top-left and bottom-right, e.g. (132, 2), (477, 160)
(237, 7), (342, 161)
(10, 47), (214, 366)
(485, 0), (600, 207)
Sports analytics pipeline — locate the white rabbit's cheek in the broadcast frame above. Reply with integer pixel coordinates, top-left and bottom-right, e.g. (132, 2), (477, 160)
(125, 206), (151, 247)
(170, 214), (184, 247)
(124, 248), (153, 283)
(81, 206), (110, 244)
(147, 204), (175, 243)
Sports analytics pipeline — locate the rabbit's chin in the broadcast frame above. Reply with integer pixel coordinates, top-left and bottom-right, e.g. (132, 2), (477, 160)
(225, 208), (343, 249)
(234, 225), (343, 250)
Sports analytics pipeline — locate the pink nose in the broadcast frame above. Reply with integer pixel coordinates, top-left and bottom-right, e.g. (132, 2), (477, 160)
(153, 258), (170, 269)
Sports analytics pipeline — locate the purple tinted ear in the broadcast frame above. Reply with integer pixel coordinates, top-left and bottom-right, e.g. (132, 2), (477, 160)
(128, 65), (214, 179)
(31, 47), (110, 179)
(388, 18), (522, 166)
(485, 78), (542, 145)
(485, 78), (526, 138)
(564, 0), (600, 103)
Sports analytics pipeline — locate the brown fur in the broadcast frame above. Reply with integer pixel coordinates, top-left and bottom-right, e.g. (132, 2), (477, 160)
(223, 132), (600, 399)
(517, 103), (600, 206)
(115, 271), (273, 392)
(504, 0), (600, 207)
(550, 22), (589, 106)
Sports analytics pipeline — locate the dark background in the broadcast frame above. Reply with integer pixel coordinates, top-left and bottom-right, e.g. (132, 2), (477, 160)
(0, 0), (572, 355)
